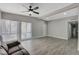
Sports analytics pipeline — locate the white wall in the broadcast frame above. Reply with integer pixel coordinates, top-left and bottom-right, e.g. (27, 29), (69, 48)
(48, 19), (69, 40)
(47, 7), (78, 40)
(32, 21), (47, 37)
(1, 12), (46, 38)
(48, 16), (78, 40)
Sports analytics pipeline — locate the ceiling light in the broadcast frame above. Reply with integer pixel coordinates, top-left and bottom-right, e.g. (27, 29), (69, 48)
(28, 11), (32, 16)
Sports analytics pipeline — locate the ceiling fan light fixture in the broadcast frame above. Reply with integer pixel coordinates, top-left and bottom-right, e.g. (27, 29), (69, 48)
(28, 11), (32, 16)
(21, 4), (39, 15)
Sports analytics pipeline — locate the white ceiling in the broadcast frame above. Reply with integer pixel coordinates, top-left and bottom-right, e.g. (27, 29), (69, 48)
(0, 3), (72, 20)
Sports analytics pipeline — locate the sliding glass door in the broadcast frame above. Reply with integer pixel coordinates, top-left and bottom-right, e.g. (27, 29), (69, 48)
(0, 20), (18, 42)
(21, 22), (32, 40)
(0, 19), (32, 42)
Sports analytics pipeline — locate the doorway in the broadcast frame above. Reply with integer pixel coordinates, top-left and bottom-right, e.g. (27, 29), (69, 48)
(68, 21), (78, 39)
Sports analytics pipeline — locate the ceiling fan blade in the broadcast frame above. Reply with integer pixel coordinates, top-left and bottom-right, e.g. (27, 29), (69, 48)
(33, 11), (39, 14)
(33, 7), (39, 10)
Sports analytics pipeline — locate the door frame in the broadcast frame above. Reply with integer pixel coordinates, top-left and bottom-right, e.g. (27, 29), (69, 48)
(68, 22), (72, 40)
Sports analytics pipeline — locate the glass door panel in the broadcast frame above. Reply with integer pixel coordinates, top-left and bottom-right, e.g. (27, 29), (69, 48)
(21, 22), (32, 40)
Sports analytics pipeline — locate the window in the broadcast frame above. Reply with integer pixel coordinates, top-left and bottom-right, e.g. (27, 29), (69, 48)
(0, 19), (32, 42)
(21, 22), (32, 40)
(0, 20), (18, 42)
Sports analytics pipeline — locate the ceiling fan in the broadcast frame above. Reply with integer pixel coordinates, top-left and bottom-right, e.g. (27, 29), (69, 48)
(21, 4), (39, 16)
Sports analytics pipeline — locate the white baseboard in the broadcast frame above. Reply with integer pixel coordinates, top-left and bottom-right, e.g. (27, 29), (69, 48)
(22, 35), (68, 41)
(22, 36), (46, 41)
(47, 35), (68, 40)
(32, 36), (46, 39)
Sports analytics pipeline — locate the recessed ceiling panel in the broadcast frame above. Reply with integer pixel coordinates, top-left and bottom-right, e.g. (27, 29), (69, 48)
(0, 3), (71, 20)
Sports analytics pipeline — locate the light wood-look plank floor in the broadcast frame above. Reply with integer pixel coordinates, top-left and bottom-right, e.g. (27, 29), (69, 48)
(21, 37), (79, 55)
